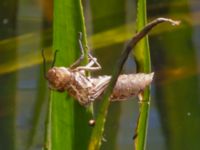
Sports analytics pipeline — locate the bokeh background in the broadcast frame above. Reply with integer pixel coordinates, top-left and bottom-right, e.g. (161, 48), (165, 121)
(0, 0), (200, 149)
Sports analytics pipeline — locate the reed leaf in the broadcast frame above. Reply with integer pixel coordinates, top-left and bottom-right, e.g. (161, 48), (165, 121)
(134, 0), (151, 149)
(134, 0), (180, 149)
(44, 0), (93, 150)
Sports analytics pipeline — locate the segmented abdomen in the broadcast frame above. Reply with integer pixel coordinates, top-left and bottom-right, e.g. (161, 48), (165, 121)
(64, 72), (154, 105)
(110, 73), (154, 101)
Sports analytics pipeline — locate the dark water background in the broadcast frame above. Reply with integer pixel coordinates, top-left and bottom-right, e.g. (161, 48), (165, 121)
(0, 0), (200, 150)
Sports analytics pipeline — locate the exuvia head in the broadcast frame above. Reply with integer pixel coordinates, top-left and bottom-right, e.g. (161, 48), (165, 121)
(42, 49), (71, 91)
(46, 67), (72, 91)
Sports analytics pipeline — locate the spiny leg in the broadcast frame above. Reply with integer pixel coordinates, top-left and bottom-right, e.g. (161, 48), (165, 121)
(69, 32), (102, 72)
(86, 52), (101, 68)
(75, 52), (102, 72)
(70, 32), (85, 69)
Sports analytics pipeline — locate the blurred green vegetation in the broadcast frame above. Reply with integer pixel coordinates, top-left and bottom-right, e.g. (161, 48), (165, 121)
(0, 0), (200, 150)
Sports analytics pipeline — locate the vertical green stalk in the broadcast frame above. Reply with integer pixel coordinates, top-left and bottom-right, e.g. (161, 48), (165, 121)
(134, 0), (151, 149)
(135, 0), (150, 72)
(45, 0), (92, 149)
